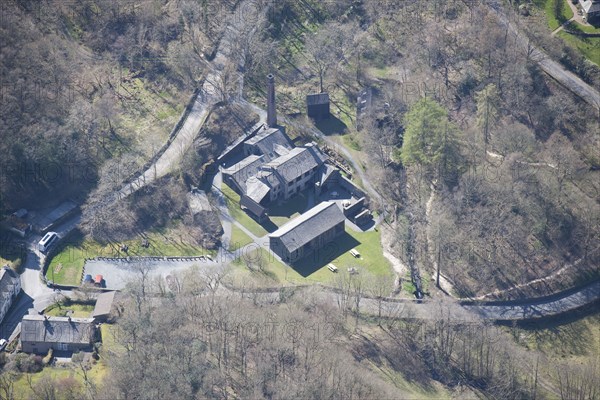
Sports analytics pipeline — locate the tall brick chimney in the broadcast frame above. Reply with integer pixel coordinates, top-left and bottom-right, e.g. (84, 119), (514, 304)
(267, 74), (277, 127)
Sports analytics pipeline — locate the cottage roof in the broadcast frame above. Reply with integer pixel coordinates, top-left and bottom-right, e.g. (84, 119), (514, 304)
(20, 315), (95, 345)
(269, 201), (345, 253)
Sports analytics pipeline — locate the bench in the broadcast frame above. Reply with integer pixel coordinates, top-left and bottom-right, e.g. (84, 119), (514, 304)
(349, 249), (361, 258)
(327, 263), (338, 272)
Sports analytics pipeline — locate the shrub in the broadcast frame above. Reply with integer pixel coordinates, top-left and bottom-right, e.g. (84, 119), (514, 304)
(42, 348), (53, 365)
(11, 353), (43, 373)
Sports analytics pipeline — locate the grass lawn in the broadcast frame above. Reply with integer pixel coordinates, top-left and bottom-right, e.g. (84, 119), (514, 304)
(11, 353), (107, 398)
(535, 0), (574, 30)
(10, 326), (116, 398)
(230, 247), (304, 286)
(220, 183), (270, 236)
(569, 21), (600, 33)
(303, 229), (394, 283)
(45, 302), (94, 318)
(229, 225), (254, 250)
(557, 31), (600, 65)
(47, 228), (215, 286)
(511, 308), (600, 359)
(268, 193), (308, 227)
(230, 228), (394, 288)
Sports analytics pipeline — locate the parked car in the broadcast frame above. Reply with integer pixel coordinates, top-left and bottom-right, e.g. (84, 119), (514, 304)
(0, 339), (8, 351)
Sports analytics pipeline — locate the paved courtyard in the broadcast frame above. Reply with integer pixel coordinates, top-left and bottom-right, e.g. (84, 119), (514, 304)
(83, 257), (227, 290)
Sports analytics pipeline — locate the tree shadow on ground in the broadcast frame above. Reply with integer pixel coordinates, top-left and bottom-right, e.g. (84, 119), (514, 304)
(289, 232), (360, 277)
(315, 116), (347, 136)
(501, 301), (600, 357)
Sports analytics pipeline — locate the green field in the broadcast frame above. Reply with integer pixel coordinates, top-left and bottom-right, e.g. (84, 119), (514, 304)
(557, 31), (600, 65)
(45, 302), (94, 318)
(268, 194), (308, 227)
(535, 0), (574, 30)
(9, 325), (116, 398)
(230, 228), (394, 288)
(229, 225), (254, 250)
(47, 229), (214, 286)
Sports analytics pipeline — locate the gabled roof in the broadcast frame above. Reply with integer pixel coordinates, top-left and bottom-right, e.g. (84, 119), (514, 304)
(245, 127), (293, 160)
(264, 143), (327, 184)
(269, 201), (345, 253)
(582, 0), (600, 13)
(92, 291), (116, 319)
(318, 164), (338, 186)
(223, 155), (265, 192)
(0, 267), (19, 301)
(21, 315), (95, 345)
(246, 178), (271, 204)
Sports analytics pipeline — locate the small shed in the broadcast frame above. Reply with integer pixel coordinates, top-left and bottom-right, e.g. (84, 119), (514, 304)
(92, 291), (116, 322)
(306, 93), (330, 120)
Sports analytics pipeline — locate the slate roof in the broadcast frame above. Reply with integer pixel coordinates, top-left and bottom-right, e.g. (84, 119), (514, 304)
(223, 155), (265, 191)
(92, 291), (116, 319)
(582, 0), (600, 14)
(246, 179), (271, 204)
(318, 164), (338, 186)
(21, 315), (95, 345)
(306, 93), (330, 106)
(263, 143), (327, 184)
(0, 267), (20, 301)
(245, 127), (293, 160)
(269, 201), (345, 253)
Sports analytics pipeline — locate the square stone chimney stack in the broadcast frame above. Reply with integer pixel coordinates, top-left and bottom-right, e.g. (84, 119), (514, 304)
(267, 74), (277, 127)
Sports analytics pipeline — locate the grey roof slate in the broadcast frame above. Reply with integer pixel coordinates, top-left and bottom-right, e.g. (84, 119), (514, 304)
(92, 291), (116, 318)
(306, 93), (330, 106)
(223, 155), (265, 191)
(21, 315), (95, 345)
(245, 127), (293, 160)
(264, 144), (327, 184)
(582, 0), (600, 14)
(269, 201), (345, 253)
(0, 267), (19, 302)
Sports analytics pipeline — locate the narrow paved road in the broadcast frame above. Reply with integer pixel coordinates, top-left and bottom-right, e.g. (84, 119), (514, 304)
(493, 6), (600, 108)
(0, 0), (267, 340)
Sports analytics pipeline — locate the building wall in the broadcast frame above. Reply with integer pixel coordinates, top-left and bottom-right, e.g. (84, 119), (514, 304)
(307, 103), (330, 120)
(270, 220), (345, 262)
(22, 341), (94, 354)
(0, 274), (21, 324)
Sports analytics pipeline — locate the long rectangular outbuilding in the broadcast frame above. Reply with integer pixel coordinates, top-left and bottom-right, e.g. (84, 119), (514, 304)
(269, 201), (345, 263)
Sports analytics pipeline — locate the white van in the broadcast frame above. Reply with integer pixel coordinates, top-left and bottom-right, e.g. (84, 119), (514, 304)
(38, 232), (58, 253)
